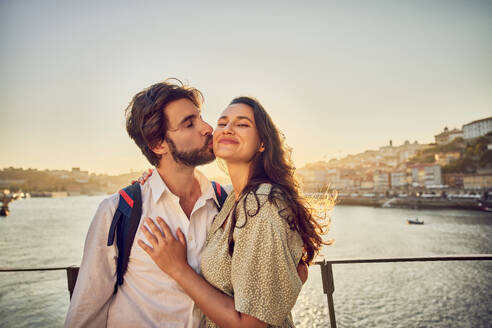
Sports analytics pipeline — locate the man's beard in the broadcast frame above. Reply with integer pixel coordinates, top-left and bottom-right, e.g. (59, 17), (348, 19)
(166, 135), (215, 167)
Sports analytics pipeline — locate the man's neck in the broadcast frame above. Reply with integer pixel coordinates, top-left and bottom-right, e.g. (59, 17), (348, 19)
(156, 160), (201, 202)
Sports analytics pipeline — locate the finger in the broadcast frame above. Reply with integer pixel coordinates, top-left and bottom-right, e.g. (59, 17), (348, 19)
(156, 217), (173, 241)
(141, 225), (159, 247)
(137, 239), (154, 256)
(146, 218), (165, 243)
(176, 228), (187, 247)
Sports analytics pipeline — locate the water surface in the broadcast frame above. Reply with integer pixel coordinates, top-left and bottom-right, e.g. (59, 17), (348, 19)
(1, 197), (491, 327)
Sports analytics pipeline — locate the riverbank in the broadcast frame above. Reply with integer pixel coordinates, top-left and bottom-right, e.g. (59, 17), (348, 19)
(337, 196), (489, 211)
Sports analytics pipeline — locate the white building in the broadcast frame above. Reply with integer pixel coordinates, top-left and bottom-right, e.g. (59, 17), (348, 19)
(411, 164), (442, 187)
(373, 172), (390, 190)
(390, 171), (408, 188)
(434, 127), (463, 144)
(463, 117), (492, 139)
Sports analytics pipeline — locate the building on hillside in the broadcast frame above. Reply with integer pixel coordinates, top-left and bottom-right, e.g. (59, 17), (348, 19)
(296, 168), (330, 191)
(379, 140), (399, 157)
(390, 171), (408, 189)
(434, 152), (461, 166)
(463, 174), (492, 190)
(463, 117), (492, 139)
(48, 170), (72, 179)
(411, 164), (442, 188)
(434, 127), (463, 144)
(373, 172), (391, 190)
(360, 180), (374, 190)
(398, 140), (423, 162)
(332, 178), (356, 190)
(0, 179), (27, 188)
(443, 173), (464, 189)
(71, 167), (89, 183)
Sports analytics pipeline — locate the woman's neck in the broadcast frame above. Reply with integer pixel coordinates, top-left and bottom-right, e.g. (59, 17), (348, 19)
(226, 162), (251, 200)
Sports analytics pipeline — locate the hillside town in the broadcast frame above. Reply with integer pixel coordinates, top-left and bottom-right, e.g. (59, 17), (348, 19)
(296, 116), (492, 211)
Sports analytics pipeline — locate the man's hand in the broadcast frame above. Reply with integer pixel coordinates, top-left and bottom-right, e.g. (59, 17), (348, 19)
(131, 168), (153, 185)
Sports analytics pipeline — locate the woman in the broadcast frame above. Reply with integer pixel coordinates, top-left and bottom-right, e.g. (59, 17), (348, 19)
(138, 97), (328, 327)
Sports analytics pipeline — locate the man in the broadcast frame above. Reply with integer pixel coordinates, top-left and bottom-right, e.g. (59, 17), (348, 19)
(65, 79), (218, 327)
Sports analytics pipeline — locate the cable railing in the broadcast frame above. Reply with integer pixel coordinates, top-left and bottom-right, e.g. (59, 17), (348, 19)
(1, 254), (491, 328)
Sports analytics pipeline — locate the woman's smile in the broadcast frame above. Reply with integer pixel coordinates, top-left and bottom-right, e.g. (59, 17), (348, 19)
(218, 138), (239, 145)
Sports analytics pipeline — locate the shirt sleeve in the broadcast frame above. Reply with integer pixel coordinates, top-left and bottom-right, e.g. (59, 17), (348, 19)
(64, 195), (118, 328)
(230, 194), (303, 326)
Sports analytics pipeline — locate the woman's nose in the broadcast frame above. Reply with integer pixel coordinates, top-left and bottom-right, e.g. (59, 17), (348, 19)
(222, 123), (234, 135)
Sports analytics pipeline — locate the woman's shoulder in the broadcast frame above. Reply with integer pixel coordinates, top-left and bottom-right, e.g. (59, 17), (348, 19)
(238, 183), (292, 230)
(255, 182), (273, 195)
(244, 182), (284, 201)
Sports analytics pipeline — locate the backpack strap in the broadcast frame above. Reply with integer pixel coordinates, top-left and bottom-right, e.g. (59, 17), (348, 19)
(211, 181), (227, 210)
(107, 182), (142, 293)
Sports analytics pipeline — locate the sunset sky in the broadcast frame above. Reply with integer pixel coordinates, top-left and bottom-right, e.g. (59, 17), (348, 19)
(1, 0), (491, 177)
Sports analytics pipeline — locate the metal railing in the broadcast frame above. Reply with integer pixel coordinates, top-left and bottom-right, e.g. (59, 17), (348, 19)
(1, 254), (492, 327)
(314, 254), (492, 328)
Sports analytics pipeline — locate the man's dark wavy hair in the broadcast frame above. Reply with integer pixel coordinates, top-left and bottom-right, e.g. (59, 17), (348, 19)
(226, 96), (330, 265)
(125, 78), (203, 165)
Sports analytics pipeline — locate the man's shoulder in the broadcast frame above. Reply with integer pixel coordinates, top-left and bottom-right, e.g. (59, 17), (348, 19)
(95, 192), (120, 217)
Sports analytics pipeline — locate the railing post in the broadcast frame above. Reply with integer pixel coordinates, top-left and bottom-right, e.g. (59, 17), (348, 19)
(320, 261), (337, 328)
(66, 266), (79, 300)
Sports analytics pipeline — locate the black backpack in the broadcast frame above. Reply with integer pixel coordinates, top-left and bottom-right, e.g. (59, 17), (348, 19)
(107, 181), (228, 293)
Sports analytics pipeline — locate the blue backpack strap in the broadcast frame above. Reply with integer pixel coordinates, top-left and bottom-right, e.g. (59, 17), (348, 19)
(211, 181), (227, 210)
(107, 182), (142, 293)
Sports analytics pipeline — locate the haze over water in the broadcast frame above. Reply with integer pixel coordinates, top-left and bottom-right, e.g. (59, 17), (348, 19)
(1, 197), (490, 327)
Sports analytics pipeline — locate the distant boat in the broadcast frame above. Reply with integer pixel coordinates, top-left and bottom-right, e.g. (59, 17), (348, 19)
(407, 218), (424, 225)
(477, 201), (492, 212)
(0, 206), (9, 217)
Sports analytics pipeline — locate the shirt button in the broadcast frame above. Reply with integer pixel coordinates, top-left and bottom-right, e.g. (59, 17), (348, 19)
(189, 235), (193, 242)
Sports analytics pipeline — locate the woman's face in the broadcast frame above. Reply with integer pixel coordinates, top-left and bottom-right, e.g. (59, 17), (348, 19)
(213, 103), (263, 164)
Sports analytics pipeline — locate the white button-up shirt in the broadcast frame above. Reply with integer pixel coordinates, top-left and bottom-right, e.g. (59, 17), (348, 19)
(65, 168), (220, 328)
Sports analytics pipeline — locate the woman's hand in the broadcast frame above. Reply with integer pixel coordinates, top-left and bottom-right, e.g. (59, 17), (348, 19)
(131, 168), (153, 185)
(137, 217), (188, 280)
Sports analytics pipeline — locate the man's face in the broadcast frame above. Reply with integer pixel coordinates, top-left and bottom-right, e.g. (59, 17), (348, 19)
(163, 98), (215, 167)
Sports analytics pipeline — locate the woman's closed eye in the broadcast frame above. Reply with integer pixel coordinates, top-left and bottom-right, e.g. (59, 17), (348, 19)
(216, 122), (250, 128)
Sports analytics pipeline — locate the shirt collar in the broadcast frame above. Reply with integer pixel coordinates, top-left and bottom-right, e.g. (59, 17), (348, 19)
(148, 167), (169, 203)
(148, 167), (215, 204)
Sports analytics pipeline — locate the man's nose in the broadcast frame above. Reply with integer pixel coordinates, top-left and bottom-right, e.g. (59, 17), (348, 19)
(201, 119), (213, 135)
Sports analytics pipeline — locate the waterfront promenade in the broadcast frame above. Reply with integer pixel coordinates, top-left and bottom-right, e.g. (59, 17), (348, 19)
(334, 194), (491, 211)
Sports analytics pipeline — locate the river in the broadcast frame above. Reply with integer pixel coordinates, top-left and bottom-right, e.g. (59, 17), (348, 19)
(0, 196), (491, 327)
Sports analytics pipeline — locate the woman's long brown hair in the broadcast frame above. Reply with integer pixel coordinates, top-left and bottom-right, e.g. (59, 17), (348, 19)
(226, 96), (332, 265)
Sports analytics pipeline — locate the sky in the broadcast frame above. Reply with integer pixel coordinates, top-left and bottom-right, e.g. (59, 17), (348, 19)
(1, 0), (491, 177)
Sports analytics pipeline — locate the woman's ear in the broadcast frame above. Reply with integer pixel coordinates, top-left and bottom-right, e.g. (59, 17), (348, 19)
(259, 143), (265, 152)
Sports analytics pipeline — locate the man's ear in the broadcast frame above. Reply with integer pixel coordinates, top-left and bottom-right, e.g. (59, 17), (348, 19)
(150, 139), (169, 156)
